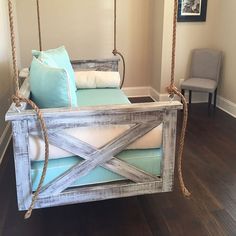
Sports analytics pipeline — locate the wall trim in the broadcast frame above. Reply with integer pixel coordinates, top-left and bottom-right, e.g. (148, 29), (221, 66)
(217, 96), (236, 118)
(180, 92), (209, 103)
(0, 123), (12, 165)
(150, 89), (182, 102)
(122, 87), (150, 98)
(155, 90), (236, 118)
(123, 86), (236, 118)
(149, 87), (159, 101)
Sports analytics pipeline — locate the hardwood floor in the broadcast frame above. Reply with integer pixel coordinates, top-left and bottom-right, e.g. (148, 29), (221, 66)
(0, 102), (236, 236)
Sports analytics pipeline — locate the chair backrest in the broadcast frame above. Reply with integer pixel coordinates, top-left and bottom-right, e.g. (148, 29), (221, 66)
(190, 48), (222, 82)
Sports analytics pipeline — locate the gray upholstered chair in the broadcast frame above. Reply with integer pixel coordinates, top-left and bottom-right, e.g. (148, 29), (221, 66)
(181, 48), (222, 110)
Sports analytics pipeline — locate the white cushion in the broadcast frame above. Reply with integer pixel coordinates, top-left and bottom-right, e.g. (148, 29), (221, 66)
(75, 71), (120, 89)
(29, 125), (163, 161)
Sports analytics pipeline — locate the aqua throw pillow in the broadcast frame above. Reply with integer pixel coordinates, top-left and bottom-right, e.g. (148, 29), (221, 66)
(32, 46), (77, 92)
(30, 57), (77, 108)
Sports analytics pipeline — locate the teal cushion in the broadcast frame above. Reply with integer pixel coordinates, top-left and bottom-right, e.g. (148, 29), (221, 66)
(76, 88), (131, 107)
(31, 149), (162, 190)
(32, 46), (77, 92)
(29, 57), (77, 108)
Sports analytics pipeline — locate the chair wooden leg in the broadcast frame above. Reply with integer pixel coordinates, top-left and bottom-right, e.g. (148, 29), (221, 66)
(189, 90), (192, 105)
(214, 88), (218, 109)
(208, 93), (213, 112)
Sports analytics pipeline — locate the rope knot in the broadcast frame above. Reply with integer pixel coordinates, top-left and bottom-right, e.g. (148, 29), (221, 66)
(12, 95), (22, 107)
(112, 49), (118, 56)
(167, 85), (178, 100)
(167, 85), (178, 94)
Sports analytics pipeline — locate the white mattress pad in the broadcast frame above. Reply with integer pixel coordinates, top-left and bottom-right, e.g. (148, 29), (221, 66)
(29, 124), (163, 161)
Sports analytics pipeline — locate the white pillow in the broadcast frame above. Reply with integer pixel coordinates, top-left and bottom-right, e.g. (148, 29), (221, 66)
(75, 71), (121, 89)
(19, 68), (30, 78)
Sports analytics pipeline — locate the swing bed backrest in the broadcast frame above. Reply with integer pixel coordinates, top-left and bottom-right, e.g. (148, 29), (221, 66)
(6, 59), (182, 211)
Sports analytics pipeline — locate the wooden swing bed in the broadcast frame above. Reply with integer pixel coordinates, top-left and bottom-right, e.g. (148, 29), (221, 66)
(6, 0), (190, 219)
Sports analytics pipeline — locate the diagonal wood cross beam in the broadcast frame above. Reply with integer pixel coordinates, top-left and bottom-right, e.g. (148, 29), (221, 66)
(39, 122), (161, 196)
(48, 132), (159, 183)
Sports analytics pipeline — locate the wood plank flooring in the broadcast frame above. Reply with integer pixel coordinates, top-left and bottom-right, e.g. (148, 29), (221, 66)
(0, 102), (236, 236)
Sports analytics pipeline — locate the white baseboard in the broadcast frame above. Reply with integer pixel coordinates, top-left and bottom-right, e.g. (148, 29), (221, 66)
(156, 90), (236, 118)
(149, 88), (159, 101)
(217, 96), (236, 118)
(158, 91), (208, 103)
(123, 86), (236, 119)
(182, 92), (209, 103)
(0, 123), (12, 165)
(150, 89), (182, 102)
(122, 87), (150, 98)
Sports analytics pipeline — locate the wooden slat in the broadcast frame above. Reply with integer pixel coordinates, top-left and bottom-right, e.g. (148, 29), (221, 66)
(49, 132), (95, 156)
(7, 79), (30, 114)
(71, 58), (119, 72)
(47, 131), (160, 183)
(6, 101), (182, 121)
(39, 122), (159, 196)
(71, 58), (120, 64)
(34, 180), (163, 210)
(161, 110), (177, 192)
(11, 120), (32, 211)
(102, 159), (159, 182)
(5, 57), (181, 212)
(28, 111), (163, 134)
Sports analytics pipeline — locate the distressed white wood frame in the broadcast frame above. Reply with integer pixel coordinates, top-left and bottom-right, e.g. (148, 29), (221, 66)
(6, 59), (182, 211)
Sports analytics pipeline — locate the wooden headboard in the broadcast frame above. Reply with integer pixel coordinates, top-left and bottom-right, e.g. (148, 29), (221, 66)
(71, 58), (119, 72)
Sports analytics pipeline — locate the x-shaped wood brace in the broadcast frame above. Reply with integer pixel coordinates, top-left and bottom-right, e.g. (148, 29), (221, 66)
(39, 121), (161, 197)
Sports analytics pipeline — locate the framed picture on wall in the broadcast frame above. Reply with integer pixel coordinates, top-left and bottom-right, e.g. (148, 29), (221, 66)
(177, 0), (208, 22)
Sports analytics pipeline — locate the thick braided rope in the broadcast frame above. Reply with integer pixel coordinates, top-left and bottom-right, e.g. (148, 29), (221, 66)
(170, 0), (178, 88)
(112, 0), (125, 89)
(36, 0), (42, 51)
(113, 0), (117, 53)
(174, 90), (191, 197)
(8, 0), (49, 218)
(167, 87), (191, 197)
(168, 0), (191, 197)
(12, 96), (50, 219)
(8, 0), (19, 97)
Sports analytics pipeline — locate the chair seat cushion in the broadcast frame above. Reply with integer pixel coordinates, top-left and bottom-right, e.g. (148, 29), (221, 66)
(181, 78), (217, 93)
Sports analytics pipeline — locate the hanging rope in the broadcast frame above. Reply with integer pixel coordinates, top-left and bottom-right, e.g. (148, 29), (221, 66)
(12, 96), (49, 219)
(8, 0), (19, 96)
(8, 0), (189, 220)
(167, 0), (191, 198)
(36, 0), (42, 51)
(113, 0), (126, 88)
(7, 0), (49, 219)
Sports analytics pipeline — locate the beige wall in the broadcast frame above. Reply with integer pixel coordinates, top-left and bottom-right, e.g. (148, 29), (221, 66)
(158, 0), (220, 94)
(16, 0), (153, 87)
(160, 0), (236, 106)
(14, 0), (236, 105)
(213, 0), (236, 104)
(150, 0), (164, 92)
(175, 0), (220, 88)
(0, 0), (14, 160)
(0, 0), (13, 134)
